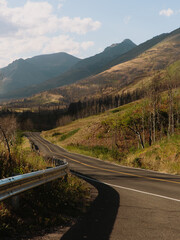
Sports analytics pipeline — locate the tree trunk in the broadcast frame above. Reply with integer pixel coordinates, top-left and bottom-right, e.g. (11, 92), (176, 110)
(0, 125), (12, 161)
(153, 102), (156, 143)
(128, 125), (144, 149)
(149, 112), (152, 146)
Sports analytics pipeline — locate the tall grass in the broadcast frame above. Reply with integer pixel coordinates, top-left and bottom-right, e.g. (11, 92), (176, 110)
(0, 135), (49, 179)
(126, 133), (180, 174)
(67, 144), (125, 162)
(0, 133), (90, 238)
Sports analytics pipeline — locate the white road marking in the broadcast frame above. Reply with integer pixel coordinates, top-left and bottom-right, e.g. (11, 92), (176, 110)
(74, 173), (180, 203)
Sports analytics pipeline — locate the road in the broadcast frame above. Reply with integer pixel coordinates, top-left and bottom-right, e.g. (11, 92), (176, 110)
(26, 132), (180, 240)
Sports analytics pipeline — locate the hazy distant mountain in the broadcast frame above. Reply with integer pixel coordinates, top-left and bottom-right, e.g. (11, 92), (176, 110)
(3, 39), (136, 99)
(11, 27), (180, 108)
(0, 52), (80, 95)
(26, 52), (80, 79)
(39, 39), (137, 89)
(34, 33), (173, 95)
(2, 28), (180, 101)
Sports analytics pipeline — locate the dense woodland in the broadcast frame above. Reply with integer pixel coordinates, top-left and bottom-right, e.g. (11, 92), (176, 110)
(0, 88), (143, 131)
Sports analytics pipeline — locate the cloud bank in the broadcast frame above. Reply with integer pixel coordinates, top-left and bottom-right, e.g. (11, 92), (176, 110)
(159, 8), (174, 17)
(0, 0), (101, 67)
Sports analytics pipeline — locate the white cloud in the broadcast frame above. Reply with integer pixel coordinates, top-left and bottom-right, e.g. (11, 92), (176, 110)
(58, 0), (65, 9)
(42, 36), (94, 55)
(59, 17), (101, 35)
(159, 8), (174, 17)
(0, 1), (60, 36)
(81, 41), (94, 50)
(0, 0), (101, 67)
(58, 3), (63, 9)
(42, 35), (80, 55)
(0, 0), (7, 6)
(123, 16), (132, 24)
(0, 16), (18, 36)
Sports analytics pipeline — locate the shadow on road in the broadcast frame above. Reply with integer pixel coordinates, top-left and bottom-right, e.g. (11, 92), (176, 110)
(61, 172), (120, 240)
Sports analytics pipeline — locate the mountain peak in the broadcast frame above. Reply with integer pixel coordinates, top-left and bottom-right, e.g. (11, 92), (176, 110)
(122, 39), (135, 44)
(107, 43), (119, 49)
(104, 39), (136, 52)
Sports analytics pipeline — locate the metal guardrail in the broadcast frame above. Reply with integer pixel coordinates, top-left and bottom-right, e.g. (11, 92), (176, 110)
(0, 161), (68, 201)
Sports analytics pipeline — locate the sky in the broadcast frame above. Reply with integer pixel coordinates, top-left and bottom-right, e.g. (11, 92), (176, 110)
(0, 0), (179, 68)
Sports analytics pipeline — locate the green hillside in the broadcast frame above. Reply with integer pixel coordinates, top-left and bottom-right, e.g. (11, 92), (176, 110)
(42, 86), (180, 174)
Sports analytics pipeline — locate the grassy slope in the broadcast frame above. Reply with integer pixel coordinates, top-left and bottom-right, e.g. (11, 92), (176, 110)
(42, 89), (180, 175)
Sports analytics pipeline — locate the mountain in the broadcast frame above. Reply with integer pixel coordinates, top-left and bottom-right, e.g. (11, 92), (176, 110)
(65, 27), (179, 102)
(0, 52), (80, 96)
(4, 29), (174, 99)
(92, 28), (180, 86)
(1, 27), (180, 105)
(30, 39), (137, 92)
(26, 52), (80, 79)
(12, 27), (180, 108)
(19, 32), (171, 98)
(1, 39), (137, 99)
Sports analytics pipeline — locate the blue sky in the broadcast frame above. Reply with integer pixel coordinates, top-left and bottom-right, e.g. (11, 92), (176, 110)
(0, 0), (179, 67)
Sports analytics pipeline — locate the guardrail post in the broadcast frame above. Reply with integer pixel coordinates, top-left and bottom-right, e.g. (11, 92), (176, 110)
(12, 195), (20, 210)
(64, 174), (68, 183)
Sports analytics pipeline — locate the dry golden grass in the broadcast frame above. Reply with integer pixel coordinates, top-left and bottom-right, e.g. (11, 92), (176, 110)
(42, 113), (111, 148)
(126, 134), (180, 174)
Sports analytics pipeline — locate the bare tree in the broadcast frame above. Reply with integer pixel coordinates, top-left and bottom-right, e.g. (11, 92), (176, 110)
(166, 71), (175, 137)
(0, 115), (17, 161)
(128, 123), (145, 149)
(148, 71), (161, 143)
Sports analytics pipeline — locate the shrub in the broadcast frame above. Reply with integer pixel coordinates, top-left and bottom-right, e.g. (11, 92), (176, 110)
(52, 132), (62, 137)
(133, 157), (142, 167)
(60, 128), (80, 141)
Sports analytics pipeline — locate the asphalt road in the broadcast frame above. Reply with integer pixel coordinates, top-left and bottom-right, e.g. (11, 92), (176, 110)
(26, 132), (180, 240)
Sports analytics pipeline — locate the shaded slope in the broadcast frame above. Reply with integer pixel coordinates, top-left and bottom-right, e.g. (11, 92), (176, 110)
(0, 52), (80, 97)
(16, 30), (174, 95)
(2, 39), (136, 99)
(33, 39), (137, 90)
(0, 59), (47, 94)
(26, 52), (80, 79)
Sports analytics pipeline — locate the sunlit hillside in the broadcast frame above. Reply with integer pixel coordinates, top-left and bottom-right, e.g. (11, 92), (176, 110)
(42, 87), (180, 174)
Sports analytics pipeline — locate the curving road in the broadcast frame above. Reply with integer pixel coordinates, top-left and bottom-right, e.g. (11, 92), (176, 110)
(26, 132), (180, 240)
